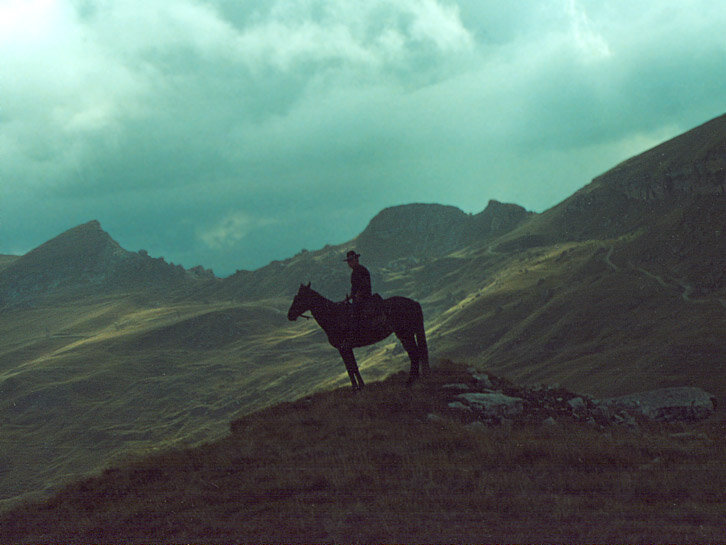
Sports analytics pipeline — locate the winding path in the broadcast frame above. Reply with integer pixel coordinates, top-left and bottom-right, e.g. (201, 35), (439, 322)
(603, 245), (726, 309)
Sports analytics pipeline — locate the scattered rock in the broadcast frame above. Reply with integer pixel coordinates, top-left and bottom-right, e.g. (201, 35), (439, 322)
(468, 368), (494, 389)
(447, 401), (472, 412)
(456, 392), (524, 420)
(436, 367), (716, 429)
(639, 457), (662, 470)
(669, 432), (712, 443)
(598, 387), (716, 422)
(466, 421), (488, 433)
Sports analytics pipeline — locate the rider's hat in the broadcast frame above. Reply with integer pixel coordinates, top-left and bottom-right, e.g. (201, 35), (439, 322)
(343, 250), (360, 262)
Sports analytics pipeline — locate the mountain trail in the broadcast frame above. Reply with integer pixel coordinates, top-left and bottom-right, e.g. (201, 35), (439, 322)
(603, 245), (619, 272)
(605, 245), (725, 309)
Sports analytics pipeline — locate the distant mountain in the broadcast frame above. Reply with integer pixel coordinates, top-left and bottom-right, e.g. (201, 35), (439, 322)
(427, 113), (726, 397)
(0, 202), (531, 308)
(354, 203), (470, 267)
(215, 200), (532, 304)
(0, 220), (215, 307)
(354, 200), (531, 267)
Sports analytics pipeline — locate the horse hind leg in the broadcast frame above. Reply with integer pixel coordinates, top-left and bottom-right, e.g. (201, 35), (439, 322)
(415, 323), (429, 375)
(397, 333), (421, 384)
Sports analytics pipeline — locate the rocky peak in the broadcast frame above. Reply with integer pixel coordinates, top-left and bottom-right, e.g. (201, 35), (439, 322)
(362, 203), (469, 237)
(8, 220), (127, 274)
(0, 221), (215, 305)
(354, 204), (470, 266)
(472, 200), (532, 235)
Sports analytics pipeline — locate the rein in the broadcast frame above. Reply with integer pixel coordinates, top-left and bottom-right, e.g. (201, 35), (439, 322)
(299, 313), (313, 320)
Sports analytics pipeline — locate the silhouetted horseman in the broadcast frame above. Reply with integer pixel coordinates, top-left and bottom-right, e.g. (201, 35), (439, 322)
(346, 250), (371, 301)
(287, 283), (429, 389)
(344, 250), (371, 335)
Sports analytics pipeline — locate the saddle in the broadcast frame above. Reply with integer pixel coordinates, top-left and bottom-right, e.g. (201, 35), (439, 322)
(350, 294), (387, 331)
(361, 293), (385, 324)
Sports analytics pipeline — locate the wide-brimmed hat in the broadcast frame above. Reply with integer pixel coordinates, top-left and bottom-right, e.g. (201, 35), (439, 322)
(343, 250), (360, 262)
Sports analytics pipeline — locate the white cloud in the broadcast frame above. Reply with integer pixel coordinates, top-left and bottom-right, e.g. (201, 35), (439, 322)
(226, 0), (473, 72)
(198, 212), (277, 250)
(564, 0), (611, 61)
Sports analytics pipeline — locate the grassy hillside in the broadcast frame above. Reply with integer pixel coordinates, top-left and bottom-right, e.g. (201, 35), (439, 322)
(1, 363), (724, 543)
(0, 295), (365, 510)
(426, 236), (726, 400)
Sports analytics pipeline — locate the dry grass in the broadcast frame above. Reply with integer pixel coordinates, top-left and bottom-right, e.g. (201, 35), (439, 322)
(2, 362), (724, 543)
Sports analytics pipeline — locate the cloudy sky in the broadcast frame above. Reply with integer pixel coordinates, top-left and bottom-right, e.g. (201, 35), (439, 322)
(2, 0), (725, 276)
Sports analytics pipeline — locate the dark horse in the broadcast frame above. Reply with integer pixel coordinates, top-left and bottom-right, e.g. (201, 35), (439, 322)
(287, 283), (429, 390)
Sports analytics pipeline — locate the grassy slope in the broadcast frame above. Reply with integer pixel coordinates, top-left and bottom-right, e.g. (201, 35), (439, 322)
(426, 236), (726, 400)
(1, 363), (724, 543)
(0, 295), (359, 510)
(0, 255), (18, 272)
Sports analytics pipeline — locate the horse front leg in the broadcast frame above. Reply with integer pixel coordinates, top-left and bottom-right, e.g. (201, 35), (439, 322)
(339, 346), (364, 391)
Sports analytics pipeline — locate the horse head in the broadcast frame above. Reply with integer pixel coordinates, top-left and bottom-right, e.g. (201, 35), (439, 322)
(287, 282), (313, 321)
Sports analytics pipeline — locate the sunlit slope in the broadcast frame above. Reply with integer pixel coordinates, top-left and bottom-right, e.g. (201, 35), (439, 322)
(0, 295), (354, 509)
(419, 237), (725, 400)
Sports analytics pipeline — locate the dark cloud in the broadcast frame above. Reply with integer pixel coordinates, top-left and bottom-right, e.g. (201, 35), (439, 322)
(2, 0), (725, 275)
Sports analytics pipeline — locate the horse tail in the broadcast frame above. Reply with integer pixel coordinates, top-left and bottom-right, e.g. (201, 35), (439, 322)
(414, 302), (430, 374)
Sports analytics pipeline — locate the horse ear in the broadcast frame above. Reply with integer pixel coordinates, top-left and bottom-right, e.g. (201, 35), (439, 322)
(306, 281), (311, 288)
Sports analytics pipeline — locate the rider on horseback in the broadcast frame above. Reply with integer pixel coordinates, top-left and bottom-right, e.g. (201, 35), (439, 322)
(344, 250), (372, 333)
